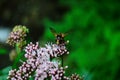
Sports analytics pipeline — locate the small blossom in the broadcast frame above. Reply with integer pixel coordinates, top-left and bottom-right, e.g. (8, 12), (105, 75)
(50, 66), (68, 80)
(45, 43), (69, 57)
(6, 25), (29, 46)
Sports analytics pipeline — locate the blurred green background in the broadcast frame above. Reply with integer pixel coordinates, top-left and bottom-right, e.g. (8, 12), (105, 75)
(0, 0), (120, 80)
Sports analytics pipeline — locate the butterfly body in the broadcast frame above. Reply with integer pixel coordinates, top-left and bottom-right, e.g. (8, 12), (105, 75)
(56, 34), (65, 45)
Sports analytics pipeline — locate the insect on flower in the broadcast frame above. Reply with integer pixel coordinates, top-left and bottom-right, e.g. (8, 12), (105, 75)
(50, 27), (69, 45)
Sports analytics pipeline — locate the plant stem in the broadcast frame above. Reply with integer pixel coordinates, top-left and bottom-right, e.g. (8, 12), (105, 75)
(61, 55), (63, 80)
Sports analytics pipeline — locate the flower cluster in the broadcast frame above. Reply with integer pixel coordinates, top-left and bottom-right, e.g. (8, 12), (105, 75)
(8, 42), (70, 80)
(7, 25), (83, 80)
(6, 25), (29, 46)
(7, 61), (35, 80)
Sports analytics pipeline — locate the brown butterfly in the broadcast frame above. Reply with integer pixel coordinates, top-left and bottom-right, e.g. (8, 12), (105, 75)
(50, 27), (69, 45)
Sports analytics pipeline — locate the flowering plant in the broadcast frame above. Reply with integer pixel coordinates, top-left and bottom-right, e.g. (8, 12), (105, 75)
(7, 25), (83, 80)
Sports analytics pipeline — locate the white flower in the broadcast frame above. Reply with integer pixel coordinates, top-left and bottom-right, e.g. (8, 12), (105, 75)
(8, 42), (69, 80)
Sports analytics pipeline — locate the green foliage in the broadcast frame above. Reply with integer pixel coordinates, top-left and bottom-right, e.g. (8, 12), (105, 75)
(43, 0), (120, 80)
(0, 48), (7, 54)
(0, 66), (11, 80)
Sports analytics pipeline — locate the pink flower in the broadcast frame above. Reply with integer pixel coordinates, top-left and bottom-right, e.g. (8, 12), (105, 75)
(8, 42), (69, 80)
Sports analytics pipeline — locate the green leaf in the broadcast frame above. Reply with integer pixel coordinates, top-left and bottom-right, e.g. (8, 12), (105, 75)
(0, 48), (7, 54)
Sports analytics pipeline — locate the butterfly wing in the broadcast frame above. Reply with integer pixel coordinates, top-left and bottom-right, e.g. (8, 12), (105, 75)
(49, 27), (57, 36)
